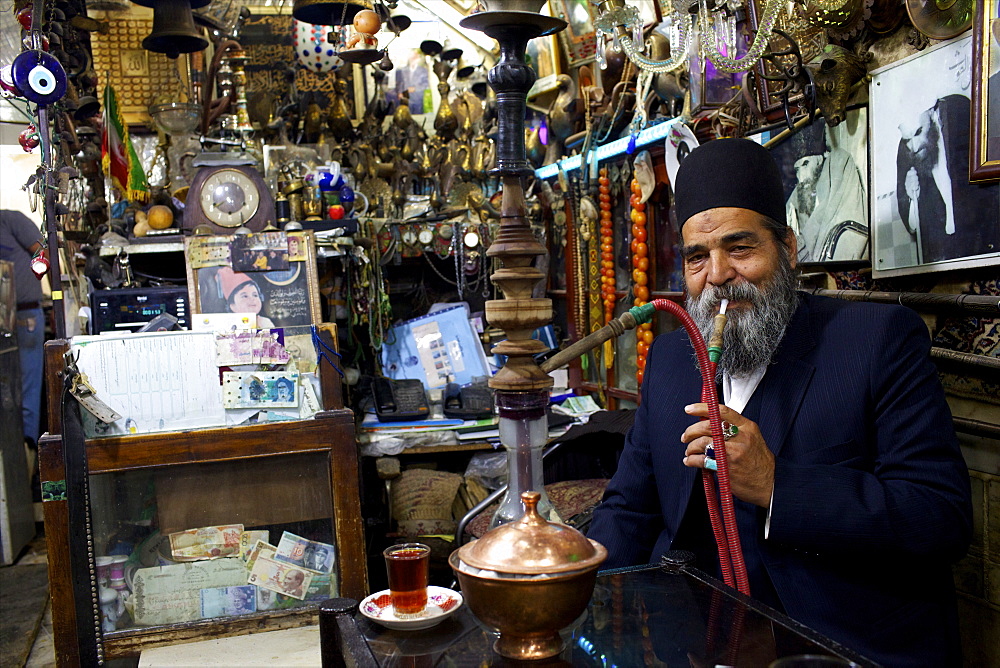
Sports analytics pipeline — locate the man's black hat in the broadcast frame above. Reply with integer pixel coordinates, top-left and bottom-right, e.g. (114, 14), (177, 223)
(674, 138), (786, 229)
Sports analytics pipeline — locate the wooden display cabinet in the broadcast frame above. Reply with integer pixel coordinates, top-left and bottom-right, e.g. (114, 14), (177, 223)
(39, 339), (367, 665)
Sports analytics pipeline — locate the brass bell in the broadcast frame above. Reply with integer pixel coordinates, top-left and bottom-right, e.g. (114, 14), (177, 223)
(132, 0), (209, 59)
(293, 0), (373, 26)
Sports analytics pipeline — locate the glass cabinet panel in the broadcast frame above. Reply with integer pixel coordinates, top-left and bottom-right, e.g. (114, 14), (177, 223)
(89, 452), (338, 632)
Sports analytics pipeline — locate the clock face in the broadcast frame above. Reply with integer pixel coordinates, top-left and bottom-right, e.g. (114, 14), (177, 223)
(418, 228), (434, 246)
(199, 168), (261, 228)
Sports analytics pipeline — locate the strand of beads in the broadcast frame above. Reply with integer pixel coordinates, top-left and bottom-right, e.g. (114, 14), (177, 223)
(599, 168), (615, 325)
(630, 176), (652, 386)
(599, 168), (617, 370)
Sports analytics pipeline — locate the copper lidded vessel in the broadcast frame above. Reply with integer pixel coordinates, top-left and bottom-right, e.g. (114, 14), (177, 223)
(449, 491), (607, 660)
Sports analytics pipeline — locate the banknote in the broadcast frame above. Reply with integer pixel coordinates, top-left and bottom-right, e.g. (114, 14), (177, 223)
(273, 531), (336, 574)
(304, 572), (336, 601)
(222, 372), (299, 409)
(216, 332), (254, 366)
(239, 531), (270, 562)
(130, 558), (247, 626)
(254, 573), (335, 611)
(244, 539), (276, 575)
(247, 556), (313, 600)
(169, 524), (244, 561)
(200, 585), (257, 618)
(254, 585), (285, 611)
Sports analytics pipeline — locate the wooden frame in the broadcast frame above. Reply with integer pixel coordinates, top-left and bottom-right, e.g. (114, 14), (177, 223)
(869, 34), (1000, 277)
(40, 340), (364, 665)
(766, 107), (870, 265)
(689, 24), (749, 115)
(554, 0), (597, 68)
(185, 231), (322, 337)
(970, 0), (1000, 182)
(527, 34), (561, 80)
(747, 0), (828, 120)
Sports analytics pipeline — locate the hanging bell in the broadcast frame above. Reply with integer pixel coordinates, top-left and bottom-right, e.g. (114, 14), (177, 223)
(385, 14), (411, 35)
(131, 0), (209, 59)
(293, 0), (373, 26)
(378, 51), (394, 71)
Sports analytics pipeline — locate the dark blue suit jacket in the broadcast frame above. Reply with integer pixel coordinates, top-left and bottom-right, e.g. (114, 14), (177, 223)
(588, 293), (972, 666)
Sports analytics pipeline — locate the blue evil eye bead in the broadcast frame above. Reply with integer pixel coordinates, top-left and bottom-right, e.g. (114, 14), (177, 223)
(626, 133), (638, 155)
(12, 50), (66, 104)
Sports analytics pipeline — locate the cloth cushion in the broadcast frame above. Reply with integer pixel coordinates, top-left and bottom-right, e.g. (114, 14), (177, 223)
(466, 478), (609, 539)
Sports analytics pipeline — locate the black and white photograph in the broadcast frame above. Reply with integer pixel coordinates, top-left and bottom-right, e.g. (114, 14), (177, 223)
(768, 107), (869, 264)
(871, 34), (1000, 276)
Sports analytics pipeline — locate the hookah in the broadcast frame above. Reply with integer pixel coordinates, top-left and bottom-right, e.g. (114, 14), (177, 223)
(460, 0), (749, 596)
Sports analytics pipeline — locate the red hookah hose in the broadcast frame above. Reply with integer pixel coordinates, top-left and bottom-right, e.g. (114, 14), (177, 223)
(650, 299), (750, 596)
(700, 372), (735, 590)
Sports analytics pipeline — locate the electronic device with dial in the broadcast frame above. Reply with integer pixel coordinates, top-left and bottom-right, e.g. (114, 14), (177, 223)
(184, 158), (275, 234)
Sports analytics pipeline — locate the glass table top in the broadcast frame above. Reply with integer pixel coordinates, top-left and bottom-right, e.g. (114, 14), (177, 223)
(344, 562), (873, 667)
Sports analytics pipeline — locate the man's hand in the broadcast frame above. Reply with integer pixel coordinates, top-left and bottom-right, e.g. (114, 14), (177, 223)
(681, 403), (775, 507)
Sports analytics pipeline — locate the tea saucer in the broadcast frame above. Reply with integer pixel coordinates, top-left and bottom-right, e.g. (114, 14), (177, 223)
(359, 586), (464, 631)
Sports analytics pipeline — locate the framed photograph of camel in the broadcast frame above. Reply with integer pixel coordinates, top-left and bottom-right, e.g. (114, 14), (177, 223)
(869, 34), (1000, 277)
(970, 0), (1000, 181)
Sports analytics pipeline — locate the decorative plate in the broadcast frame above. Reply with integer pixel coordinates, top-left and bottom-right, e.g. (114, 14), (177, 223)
(359, 586), (464, 631)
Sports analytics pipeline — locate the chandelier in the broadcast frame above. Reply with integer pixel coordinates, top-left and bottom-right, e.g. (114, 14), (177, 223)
(592, 0), (783, 75)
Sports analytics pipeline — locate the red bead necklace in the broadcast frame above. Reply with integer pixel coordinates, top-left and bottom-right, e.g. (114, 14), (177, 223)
(598, 168), (615, 325)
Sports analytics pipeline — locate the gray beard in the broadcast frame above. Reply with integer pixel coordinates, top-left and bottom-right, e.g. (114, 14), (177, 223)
(685, 249), (800, 380)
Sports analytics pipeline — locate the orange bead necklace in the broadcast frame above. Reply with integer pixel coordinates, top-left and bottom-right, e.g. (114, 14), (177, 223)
(629, 176), (652, 386)
(598, 168), (615, 325)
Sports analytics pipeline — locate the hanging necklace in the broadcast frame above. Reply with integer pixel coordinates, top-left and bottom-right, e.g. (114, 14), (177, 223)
(629, 175), (652, 386)
(599, 167), (616, 369)
(565, 169), (588, 341)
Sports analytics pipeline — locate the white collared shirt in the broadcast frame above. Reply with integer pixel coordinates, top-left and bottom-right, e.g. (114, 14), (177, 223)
(720, 366), (775, 537)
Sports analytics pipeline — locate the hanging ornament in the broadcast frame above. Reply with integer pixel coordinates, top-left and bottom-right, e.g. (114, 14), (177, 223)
(339, 9), (383, 65)
(0, 65), (23, 97)
(599, 168), (616, 369)
(294, 19), (345, 72)
(21, 34), (50, 51)
(629, 176), (652, 386)
(16, 5), (33, 31)
(12, 50), (67, 105)
(19, 123), (40, 152)
(599, 168), (615, 326)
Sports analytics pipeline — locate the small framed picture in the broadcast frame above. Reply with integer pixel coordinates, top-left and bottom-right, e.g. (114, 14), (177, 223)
(767, 107), (870, 264)
(185, 231), (321, 335)
(554, 0), (596, 68)
(970, 0), (1000, 181)
(870, 34), (1000, 277)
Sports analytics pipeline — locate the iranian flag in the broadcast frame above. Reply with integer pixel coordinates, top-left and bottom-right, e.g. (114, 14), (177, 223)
(101, 84), (149, 203)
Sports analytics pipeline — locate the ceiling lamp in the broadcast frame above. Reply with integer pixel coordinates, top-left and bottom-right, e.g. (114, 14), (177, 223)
(593, 0), (782, 75)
